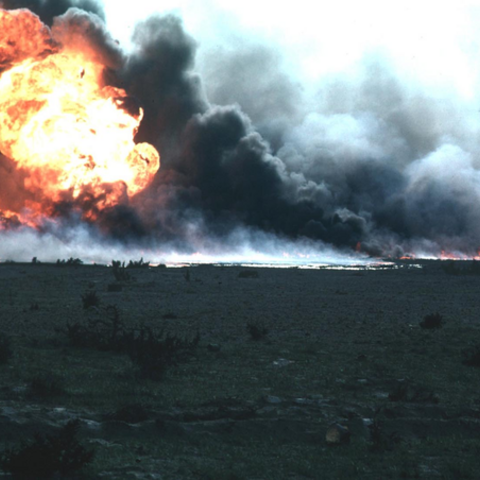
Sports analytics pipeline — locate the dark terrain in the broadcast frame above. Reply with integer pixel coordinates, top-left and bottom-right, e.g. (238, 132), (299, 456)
(0, 259), (479, 479)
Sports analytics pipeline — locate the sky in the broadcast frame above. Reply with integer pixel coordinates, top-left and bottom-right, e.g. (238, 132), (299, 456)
(102, 0), (480, 100)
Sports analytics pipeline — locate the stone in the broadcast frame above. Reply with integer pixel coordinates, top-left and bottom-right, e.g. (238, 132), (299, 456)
(325, 423), (351, 445)
(265, 395), (282, 404)
(272, 358), (294, 367)
(207, 343), (221, 352)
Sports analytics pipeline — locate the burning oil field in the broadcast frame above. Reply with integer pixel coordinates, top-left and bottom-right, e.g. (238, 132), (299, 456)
(2, 1), (480, 264)
(2, 2), (480, 479)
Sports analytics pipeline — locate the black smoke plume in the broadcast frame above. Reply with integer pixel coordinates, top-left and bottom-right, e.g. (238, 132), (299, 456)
(2, 2), (480, 258)
(1, 0), (104, 25)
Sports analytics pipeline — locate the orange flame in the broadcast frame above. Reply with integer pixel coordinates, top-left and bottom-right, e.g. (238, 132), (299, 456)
(0, 9), (160, 225)
(439, 250), (480, 261)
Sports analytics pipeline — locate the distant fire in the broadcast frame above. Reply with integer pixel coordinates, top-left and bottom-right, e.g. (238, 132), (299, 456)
(398, 250), (480, 261)
(0, 9), (160, 226)
(439, 250), (480, 261)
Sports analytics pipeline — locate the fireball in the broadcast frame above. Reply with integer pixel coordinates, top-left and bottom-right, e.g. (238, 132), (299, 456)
(0, 8), (160, 224)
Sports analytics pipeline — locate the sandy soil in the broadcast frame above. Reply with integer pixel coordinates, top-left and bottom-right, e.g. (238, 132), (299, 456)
(0, 260), (479, 479)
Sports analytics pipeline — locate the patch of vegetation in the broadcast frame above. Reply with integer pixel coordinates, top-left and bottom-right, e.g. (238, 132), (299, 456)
(0, 332), (13, 365)
(81, 289), (100, 310)
(131, 329), (200, 380)
(468, 260), (480, 275)
(462, 345), (480, 367)
(238, 270), (259, 279)
(420, 312), (443, 329)
(442, 260), (459, 275)
(246, 322), (269, 341)
(110, 258), (149, 282)
(126, 258), (150, 269)
(442, 260), (480, 276)
(104, 403), (150, 424)
(369, 408), (402, 453)
(0, 420), (94, 479)
(388, 380), (438, 403)
(111, 260), (132, 282)
(66, 306), (200, 380)
(56, 257), (83, 267)
(27, 373), (66, 400)
(107, 283), (123, 292)
(66, 305), (123, 350)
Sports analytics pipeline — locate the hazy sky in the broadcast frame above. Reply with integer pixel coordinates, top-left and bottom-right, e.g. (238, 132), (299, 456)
(102, 0), (480, 100)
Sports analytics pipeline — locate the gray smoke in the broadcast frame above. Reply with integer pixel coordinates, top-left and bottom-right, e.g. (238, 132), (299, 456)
(1, 0), (104, 24)
(2, 2), (480, 259)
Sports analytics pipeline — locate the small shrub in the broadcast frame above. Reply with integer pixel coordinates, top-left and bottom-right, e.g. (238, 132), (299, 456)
(238, 270), (259, 279)
(441, 260), (459, 275)
(388, 382), (409, 402)
(65, 306), (200, 380)
(462, 345), (480, 367)
(107, 283), (123, 292)
(468, 260), (480, 275)
(129, 329), (200, 380)
(420, 312), (443, 329)
(369, 418), (385, 452)
(105, 403), (150, 423)
(246, 322), (269, 341)
(369, 408), (401, 452)
(1, 419), (94, 478)
(442, 260), (480, 276)
(0, 333), (13, 365)
(81, 290), (100, 310)
(388, 380), (438, 403)
(28, 373), (65, 399)
(56, 257), (83, 267)
(67, 305), (122, 349)
(111, 260), (132, 281)
(126, 258), (150, 269)
(29, 302), (39, 311)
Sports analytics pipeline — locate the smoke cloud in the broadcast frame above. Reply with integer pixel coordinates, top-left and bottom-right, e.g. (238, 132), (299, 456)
(1, 0), (104, 25)
(2, 1), (480, 261)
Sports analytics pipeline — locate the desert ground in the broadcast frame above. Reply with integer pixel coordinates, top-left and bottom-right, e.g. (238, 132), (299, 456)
(0, 259), (479, 479)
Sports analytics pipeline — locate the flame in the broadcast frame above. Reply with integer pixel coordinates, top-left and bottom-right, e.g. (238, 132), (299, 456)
(398, 250), (480, 261)
(0, 9), (160, 224)
(438, 250), (480, 261)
